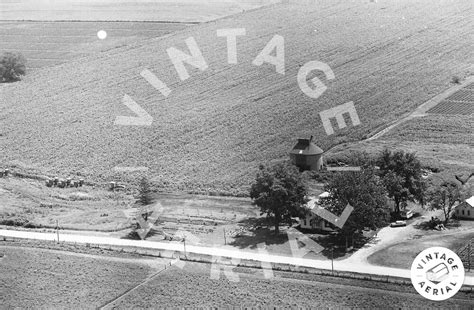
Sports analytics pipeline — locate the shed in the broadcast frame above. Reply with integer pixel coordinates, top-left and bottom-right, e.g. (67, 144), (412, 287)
(289, 136), (324, 171)
(454, 196), (474, 220)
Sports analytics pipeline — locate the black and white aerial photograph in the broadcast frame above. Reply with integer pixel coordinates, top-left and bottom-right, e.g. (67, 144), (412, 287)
(0, 0), (473, 308)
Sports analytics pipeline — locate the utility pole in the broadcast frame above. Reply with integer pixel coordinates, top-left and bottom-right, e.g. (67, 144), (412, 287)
(331, 247), (334, 275)
(183, 236), (187, 259)
(115, 186), (120, 208)
(56, 220), (60, 243)
(223, 227), (227, 245)
(469, 241), (472, 272)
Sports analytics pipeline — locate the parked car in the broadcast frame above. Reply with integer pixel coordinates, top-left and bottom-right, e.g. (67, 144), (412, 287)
(400, 210), (414, 219)
(390, 220), (407, 228)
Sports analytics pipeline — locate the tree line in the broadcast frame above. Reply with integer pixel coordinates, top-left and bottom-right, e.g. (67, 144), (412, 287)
(250, 149), (470, 239)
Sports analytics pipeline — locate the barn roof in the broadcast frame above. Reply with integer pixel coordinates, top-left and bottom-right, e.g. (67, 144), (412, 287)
(290, 136), (324, 155)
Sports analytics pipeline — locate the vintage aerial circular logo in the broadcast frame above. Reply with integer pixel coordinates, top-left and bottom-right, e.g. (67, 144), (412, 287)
(411, 247), (465, 301)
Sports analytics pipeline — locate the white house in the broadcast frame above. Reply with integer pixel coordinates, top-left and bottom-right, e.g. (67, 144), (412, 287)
(299, 192), (337, 232)
(454, 196), (474, 220)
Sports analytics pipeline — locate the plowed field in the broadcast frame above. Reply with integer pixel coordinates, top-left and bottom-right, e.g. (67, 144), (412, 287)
(0, 0), (277, 23)
(0, 21), (189, 70)
(1, 0), (473, 194)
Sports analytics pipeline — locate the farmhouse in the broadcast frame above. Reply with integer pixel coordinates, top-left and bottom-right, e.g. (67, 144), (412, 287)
(299, 192), (336, 232)
(289, 136), (324, 171)
(454, 196), (474, 220)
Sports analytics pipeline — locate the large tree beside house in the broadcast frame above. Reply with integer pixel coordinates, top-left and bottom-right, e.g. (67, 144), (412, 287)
(376, 149), (426, 214)
(427, 181), (462, 224)
(320, 166), (390, 238)
(250, 162), (308, 235)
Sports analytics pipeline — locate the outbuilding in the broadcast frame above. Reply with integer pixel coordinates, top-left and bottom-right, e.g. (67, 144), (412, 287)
(289, 136), (324, 171)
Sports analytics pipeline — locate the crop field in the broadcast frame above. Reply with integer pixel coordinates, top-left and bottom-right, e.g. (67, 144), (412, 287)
(3, 244), (472, 308)
(427, 83), (474, 115)
(0, 0), (278, 23)
(0, 21), (190, 70)
(0, 245), (163, 309)
(1, 0), (473, 195)
(0, 0), (278, 70)
(428, 101), (474, 115)
(351, 113), (474, 176)
(103, 260), (473, 308)
(380, 114), (473, 146)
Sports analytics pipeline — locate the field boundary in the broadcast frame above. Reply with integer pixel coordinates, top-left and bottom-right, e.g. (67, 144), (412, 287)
(0, 0), (282, 24)
(98, 261), (176, 310)
(0, 19), (199, 25)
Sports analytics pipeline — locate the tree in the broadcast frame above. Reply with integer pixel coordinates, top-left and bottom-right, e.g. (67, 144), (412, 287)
(137, 176), (152, 206)
(321, 166), (390, 238)
(427, 181), (462, 224)
(0, 52), (26, 82)
(377, 149), (426, 214)
(250, 162), (308, 235)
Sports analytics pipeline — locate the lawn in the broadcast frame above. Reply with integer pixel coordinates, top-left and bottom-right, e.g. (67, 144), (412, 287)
(367, 224), (474, 270)
(0, 0), (472, 195)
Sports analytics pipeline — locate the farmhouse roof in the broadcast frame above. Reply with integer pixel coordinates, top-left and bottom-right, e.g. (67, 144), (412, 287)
(304, 196), (335, 221)
(455, 196), (474, 209)
(464, 196), (474, 207)
(290, 136), (324, 155)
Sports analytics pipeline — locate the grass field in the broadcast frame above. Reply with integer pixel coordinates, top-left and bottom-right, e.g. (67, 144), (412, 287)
(1, 0), (473, 195)
(0, 174), (135, 231)
(0, 21), (190, 69)
(0, 173), (258, 234)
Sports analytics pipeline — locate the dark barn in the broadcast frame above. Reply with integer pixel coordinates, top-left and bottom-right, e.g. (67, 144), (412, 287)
(289, 136), (324, 171)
